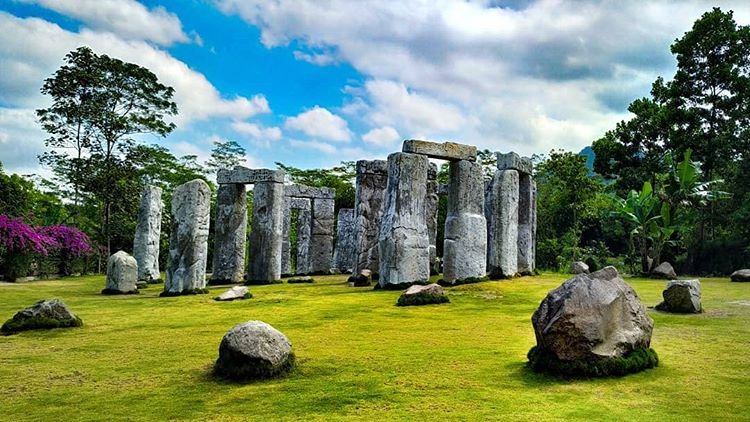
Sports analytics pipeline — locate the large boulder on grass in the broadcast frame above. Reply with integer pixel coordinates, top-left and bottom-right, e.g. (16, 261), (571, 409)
(529, 266), (657, 376)
(214, 286), (252, 301)
(730, 269), (750, 282)
(102, 251), (139, 295)
(655, 280), (701, 313)
(214, 321), (294, 380)
(1, 299), (83, 335)
(397, 283), (449, 306)
(651, 262), (677, 279)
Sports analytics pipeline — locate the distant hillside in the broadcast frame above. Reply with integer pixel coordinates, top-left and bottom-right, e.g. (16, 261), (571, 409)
(579, 146), (595, 175)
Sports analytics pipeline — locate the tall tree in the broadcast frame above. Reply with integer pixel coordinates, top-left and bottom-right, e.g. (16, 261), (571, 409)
(205, 139), (247, 174)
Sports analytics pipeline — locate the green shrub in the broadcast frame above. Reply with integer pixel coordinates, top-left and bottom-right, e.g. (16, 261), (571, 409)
(527, 346), (658, 377)
(397, 293), (450, 307)
(1, 315), (83, 335)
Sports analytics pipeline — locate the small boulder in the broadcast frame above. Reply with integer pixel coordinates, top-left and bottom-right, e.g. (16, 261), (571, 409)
(570, 261), (590, 274)
(397, 283), (449, 306)
(655, 280), (701, 313)
(529, 266), (657, 376)
(348, 269), (372, 287)
(214, 286), (252, 301)
(214, 321), (294, 380)
(102, 251), (139, 295)
(730, 269), (750, 282)
(1, 299), (83, 335)
(651, 262), (677, 279)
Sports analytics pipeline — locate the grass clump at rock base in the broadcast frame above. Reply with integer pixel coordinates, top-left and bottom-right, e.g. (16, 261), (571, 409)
(527, 346), (659, 378)
(287, 277), (314, 284)
(158, 288), (209, 297)
(101, 288), (139, 295)
(245, 279), (283, 286)
(396, 293), (450, 307)
(1, 315), (83, 335)
(437, 276), (489, 287)
(374, 280), (428, 290)
(213, 352), (296, 382)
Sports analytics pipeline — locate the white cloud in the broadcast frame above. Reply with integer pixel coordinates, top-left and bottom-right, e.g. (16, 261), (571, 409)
(18, 0), (189, 46)
(284, 106), (352, 142)
(287, 139), (370, 161)
(362, 125), (400, 148)
(0, 107), (50, 177)
(231, 121), (282, 147)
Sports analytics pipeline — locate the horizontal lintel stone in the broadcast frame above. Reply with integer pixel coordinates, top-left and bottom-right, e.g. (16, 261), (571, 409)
(496, 152), (533, 175)
(402, 139), (477, 162)
(284, 184), (336, 199)
(217, 166), (285, 184)
(288, 197), (311, 210)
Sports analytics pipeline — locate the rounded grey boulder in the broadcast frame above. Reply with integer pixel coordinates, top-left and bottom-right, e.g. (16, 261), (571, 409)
(570, 261), (590, 274)
(655, 280), (701, 313)
(651, 262), (677, 279)
(1, 299), (83, 334)
(103, 251), (138, 295)
(214, 321), (294, 380)
(730, 269), (750, 282)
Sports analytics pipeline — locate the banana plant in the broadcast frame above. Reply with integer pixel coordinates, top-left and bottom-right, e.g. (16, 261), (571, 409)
(611, 181), (663, 274)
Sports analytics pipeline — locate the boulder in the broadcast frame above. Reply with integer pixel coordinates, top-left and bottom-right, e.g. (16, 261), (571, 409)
(1, 299), (83, 334)
(655, 280), (701, 313)
(214, 286), (252, 301)
(102, 251), (139, 295)
(730, 269), (750, 282)
(570, 261), (590, 274)
(214, 321), (294, 380)
(651, 262), (677, 279)
(397, 283), (450, 306)
(529, 266), (657, 376)
(348, 269), (372, 287)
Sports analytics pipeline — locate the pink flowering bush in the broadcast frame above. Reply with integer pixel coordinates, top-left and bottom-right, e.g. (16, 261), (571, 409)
(36, 225), (92, 275)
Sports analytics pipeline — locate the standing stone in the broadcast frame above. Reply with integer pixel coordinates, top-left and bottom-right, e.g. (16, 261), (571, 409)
(295, 208), (312, 275)
(310, 198), (334, 274)
(133, 186), (162, 283)
(163, 179), (211, 295)
(211, 183), (247, 284)
(426, 163), (440, 275)
(656, 280), (702, 313)
(518, 174), (535, 275)
(379, 152), (430, 288)
(281, 198), (293, 276)
(486, 169), (519, 278)
(333, 208), (356, 272)
(352, 160), (388, 278)
(531, 180), (538, 273)
(443, 160), (487, 284)
(103, 251), (138, 294)
(247, 182), (284, 283)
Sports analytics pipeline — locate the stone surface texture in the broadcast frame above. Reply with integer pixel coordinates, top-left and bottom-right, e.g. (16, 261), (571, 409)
(295, 208), (312, 275)
(652, 262), (677, 279)
(164, 179), (211, 294)
(284, 184), (335, 199)
(215, 286), (251, 301)
(133, 185), (162, 282)
(247, 182), (284, 283)
(570, 261), (590, 274)
(730, 269), (750, 282)
(216, 166), (284, 184)
(1, 299), (81, 333)
(214, 320), (293, 380)
(426, 163), (440, 275)
(517, 174), (536, 274)
(333, 208), (356, 272)
(532, 267), (653, 361)
(378, 152), (430, 287)
(402, 139), (477, 161)
(486, 169), (519, 278)
(443, 160), (487, 284)
(105, 251), (138, 293)
(281, 197), (311, 276)
(211, 183), (247, 284)
(352, 160), (388, 277)
(310, 198), (334, 274)
(496, 152), (533, 174)
(403, 283), (445, 297)
(656, 280), (702, 313)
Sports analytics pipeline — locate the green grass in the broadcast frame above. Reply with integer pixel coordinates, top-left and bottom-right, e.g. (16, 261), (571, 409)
(0, 273), (749, 421)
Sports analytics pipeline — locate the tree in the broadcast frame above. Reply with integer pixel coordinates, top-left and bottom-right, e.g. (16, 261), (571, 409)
(205, 139), (246, 174)
(37, 46), (178, 257)
(275, 162), (356, 211)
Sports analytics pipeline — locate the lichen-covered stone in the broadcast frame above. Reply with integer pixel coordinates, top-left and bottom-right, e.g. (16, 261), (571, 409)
(214, 321), (294, 380)
(655, 280), (702, 313)
(310, 198), (334, 274)
(402, 139), (477, 161)
(1, 299), (82, 334)
(397, 283), (450, 306)
(333, 208), (356, 272)
(517, 174), (535, 275)
(651, 262), (677, 279)
(486, 169), (519, 278)
(246, 182), (284, 284)
(496, 151), (533, 175)
(352, 160), (388, 277)
(570, 261), (590, 275)
(295, 208), (312, 275)
(211, 183), (247, 284)
(103, 251), (138, 294)
(216, 167), (285, 184)
(133, 186), (162, 283)
(284, 184), (335, 199)
(426, 163), (440, 275)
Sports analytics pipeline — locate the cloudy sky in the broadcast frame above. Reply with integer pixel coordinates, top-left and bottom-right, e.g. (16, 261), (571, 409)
(2, 0), (750, 177)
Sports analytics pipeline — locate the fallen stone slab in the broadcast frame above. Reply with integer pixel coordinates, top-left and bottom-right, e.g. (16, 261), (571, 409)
(397, 283), (450, 306)
(655, 280), (701, 313)
(402, 139), (477, 162)
(730, 269), (750, 282)
(214, 286), (252, 301)
(216, 166), (285, 184)
(214, 321), (295, 380)
(1, 299), (83, 335)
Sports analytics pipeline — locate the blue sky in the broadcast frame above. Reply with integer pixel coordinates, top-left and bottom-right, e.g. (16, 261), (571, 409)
(2, 0), (750, 178)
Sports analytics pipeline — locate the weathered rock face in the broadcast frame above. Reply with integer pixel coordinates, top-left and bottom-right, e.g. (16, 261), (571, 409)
(164, 179), (211, 295)
(217, 167), (285, 184)
(404, 283), (445, 297)
(133, 186), (162, 282)
(397, 283), (449, 306)
(247, 182), (284, 283)
(517, 175), (536, 275)
(104, 251), (138, 294)
(214, 286), (251, 301)
(281, 198), (311, 276)
(295, 208), (312, 275)
(378, 153), (430, 287)
(310, 198), (334, 274)
(532, 267), (653, 361)
(426, 163), (440, 275)
(443, 160), (487, 284)
(652, 262), (677, 279)
(1, 299), (83, 334)
(211, 183), (247, 284)
(486, 169), (519, 278)
(402, 139), (477, 161)
(730, 269), (750, 282)
(352, 160), (388, 277)
(333, 208), (356, 272)
(656, 280), (701, 313)
(570, 261), (590, 274)
(348, 269), (372, 287)
(496, 151), (533, 175)
(214, 320), (294, 380)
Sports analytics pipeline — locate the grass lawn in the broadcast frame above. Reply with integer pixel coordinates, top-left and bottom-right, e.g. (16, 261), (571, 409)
(1, 272), (749, 421)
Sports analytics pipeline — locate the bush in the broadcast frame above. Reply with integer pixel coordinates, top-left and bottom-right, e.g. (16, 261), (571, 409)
(527, 346), (659, 377)
(397, 293), (450, 307)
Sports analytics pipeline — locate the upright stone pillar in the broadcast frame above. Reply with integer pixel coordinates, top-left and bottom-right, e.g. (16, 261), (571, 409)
(531, 180), (537, 273)
(378, 152), (430, 288)
(296, 207), (312, 275)
(443, 160), (487, 283)
(133, 185), (162, 284)
(486, 152), (524, 279)
(310, 198), (334, 274)
(281, 198), (293, 276)
(518, 173), (535, 275)
(333, 208), (356, 272)
(210, 183), (247, 284)
(247, 182), (284, 283)
(426, 163), (440, 275)
(163, 179), (211, 295)
(352, 160), (388, 278)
